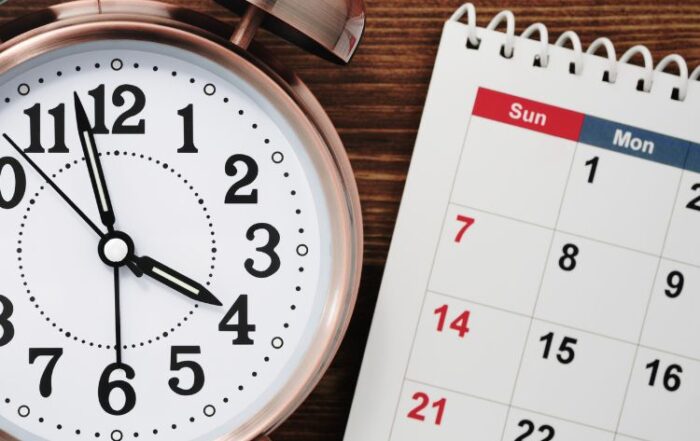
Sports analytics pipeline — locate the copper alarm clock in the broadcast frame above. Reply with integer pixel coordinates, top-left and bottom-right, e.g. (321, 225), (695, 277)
(0, 1), (364, 440)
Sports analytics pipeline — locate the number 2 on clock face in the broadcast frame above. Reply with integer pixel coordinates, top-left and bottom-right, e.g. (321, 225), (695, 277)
(0, 40), (328, 441)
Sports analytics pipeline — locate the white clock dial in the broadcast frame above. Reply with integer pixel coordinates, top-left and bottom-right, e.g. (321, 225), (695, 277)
(0, 40), (340, 441)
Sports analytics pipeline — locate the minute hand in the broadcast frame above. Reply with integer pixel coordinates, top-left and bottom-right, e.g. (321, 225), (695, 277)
(74, 92), (115, 230)
(133, 255), (222, 306)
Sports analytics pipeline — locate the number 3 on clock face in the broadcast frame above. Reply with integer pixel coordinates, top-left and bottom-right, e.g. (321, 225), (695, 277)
(0, 25), (361, 441)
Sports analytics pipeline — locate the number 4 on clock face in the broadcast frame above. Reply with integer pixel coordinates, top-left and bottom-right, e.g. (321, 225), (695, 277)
(219, 294), (257, 345)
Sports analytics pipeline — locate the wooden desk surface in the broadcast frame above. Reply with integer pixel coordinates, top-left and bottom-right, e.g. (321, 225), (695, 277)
(3, 1), (700, 440)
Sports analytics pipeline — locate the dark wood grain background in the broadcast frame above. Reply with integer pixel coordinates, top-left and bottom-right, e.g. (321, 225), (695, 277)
(3, 1), (700, 440)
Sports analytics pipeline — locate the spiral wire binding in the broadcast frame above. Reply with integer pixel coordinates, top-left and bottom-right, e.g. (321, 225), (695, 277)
(586, 37), (617, 83)
(521, 23), (549, 67)
(450, 3), (692, 101)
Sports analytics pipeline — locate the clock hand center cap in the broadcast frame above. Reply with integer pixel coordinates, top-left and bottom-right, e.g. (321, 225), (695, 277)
(104, 238), (128, 263)
(98, 231), (135, 268)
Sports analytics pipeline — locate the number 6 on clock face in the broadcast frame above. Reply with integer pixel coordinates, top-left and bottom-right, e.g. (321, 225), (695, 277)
(0, 7), (363, 440)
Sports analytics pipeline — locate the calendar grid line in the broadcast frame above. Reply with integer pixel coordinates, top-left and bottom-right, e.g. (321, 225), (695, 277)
(386, 110), (479, 440)
(430, 289), (700, 364)
(448, 202), (554, 231)
(661, 255), (700, 271)
(612, 159), (690, 440)
(449, 201), (700, 268)
(637, 343), (700, 365)
(498, 139), (582, 441)
(405, 377), (655, 441)
(429, 290), (634, 345)
(405, 377), (509, 408)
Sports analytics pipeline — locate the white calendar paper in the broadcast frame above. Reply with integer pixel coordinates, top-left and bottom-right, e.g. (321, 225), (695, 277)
(345, 6), (700, 441)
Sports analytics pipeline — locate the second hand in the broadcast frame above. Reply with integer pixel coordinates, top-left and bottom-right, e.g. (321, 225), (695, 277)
(3, 133), (104, 237)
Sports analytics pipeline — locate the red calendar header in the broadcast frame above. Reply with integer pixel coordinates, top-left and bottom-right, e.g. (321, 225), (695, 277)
(473, 88), (585, 141)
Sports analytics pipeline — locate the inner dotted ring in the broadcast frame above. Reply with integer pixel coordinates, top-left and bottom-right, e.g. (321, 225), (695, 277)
(16, 151), (217, 351)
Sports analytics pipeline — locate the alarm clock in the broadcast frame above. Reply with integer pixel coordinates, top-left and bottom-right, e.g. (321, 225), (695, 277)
(0, 1), (364, 440)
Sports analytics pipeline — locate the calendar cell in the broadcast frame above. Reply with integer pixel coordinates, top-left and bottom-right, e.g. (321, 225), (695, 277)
(430, 204), (552, 314)
(535, 233), (657, 342)
(390, 381), (506, 441)
(664, 152), (700, 266)
(407, 292), (530, 403)
(451, 117), (577, 228)
(642, 260), (700, 360)
(558, 141), (683, 255)
(617, 347), (700, 441)
(512, 321), (634, 430)
(503, 408), (613, 441)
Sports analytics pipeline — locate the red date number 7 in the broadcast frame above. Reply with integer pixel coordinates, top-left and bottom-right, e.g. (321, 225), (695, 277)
(454, 215), (475, 243)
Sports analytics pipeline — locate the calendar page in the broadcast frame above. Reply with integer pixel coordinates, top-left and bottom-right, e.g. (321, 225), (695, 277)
(344, 8), (700, 441)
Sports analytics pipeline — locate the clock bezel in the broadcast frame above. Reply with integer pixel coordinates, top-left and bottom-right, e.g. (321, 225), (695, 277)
(0, 1), (363, 440)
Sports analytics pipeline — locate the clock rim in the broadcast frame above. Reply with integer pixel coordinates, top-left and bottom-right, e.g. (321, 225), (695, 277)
(0, 2), (364, 440)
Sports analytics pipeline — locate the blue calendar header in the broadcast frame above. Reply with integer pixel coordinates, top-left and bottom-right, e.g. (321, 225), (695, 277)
(686, 144), (700, 174)
(579, 116), (689, 171)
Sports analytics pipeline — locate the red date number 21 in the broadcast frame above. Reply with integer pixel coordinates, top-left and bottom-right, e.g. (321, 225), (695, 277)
(407, 392), (447, 425)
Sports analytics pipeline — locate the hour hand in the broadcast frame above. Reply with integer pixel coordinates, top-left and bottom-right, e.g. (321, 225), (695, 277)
(74, 92), (115, 230)
(132, 255), (222, 306)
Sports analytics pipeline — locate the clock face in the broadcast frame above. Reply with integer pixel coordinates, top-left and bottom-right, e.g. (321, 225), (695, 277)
(0, 38), (347, 441)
